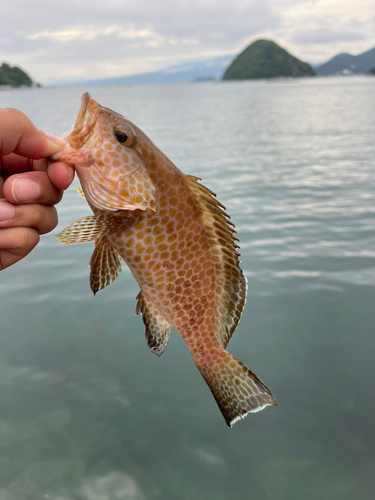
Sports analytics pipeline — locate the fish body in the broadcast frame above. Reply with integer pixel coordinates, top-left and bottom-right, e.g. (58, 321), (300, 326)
(54, 93), (277, 427)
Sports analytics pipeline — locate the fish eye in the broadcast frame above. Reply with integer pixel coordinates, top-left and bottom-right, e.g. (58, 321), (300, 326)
(114, 125), (136, 147)
(115, 130), (129, 144)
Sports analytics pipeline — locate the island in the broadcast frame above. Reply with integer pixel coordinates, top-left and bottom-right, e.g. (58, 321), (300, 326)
(222, 39), (316, 80)
(316, 46), (375, 75)
(0, 63), (34, 88)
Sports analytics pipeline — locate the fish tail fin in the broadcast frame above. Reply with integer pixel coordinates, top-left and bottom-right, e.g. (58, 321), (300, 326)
(194, 348), (277, 427)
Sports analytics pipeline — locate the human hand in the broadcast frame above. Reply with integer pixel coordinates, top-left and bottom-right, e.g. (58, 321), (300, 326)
(0, 108), (75, 270)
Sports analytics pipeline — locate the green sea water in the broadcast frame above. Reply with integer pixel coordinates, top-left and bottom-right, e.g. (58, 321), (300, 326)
(0, 77), (374, 499)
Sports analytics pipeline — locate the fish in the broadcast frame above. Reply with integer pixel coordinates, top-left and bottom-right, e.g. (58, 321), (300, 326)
(53, 92), (277, 427)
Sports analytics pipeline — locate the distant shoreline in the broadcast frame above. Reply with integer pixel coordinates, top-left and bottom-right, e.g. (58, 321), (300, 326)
(0, 74), (372, 91)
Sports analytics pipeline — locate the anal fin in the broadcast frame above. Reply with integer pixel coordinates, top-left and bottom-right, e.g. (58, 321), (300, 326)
(135, 292), (171, 356)
(90, 235), (122, 294)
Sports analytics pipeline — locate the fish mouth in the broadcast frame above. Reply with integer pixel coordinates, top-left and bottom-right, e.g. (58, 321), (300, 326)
(50, 92), (100, 162)
(74, 92), (91, 136)
(67, 92), (100, 149)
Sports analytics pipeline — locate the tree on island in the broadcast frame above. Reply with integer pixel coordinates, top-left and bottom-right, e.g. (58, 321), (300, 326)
(0, 63), (34, 87)
(367, 67), (375, 75)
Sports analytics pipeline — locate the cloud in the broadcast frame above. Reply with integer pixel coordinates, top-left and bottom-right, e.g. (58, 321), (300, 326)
(292, 29), (366, 44)
(1, 0), (375, 82)
(5, 0), (278, 45)
(1, 0), (280, 81)
(272, 0), (375, 63)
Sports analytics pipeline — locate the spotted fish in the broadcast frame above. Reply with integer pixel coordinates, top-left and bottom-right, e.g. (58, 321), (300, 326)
(53, 92), (277, 427)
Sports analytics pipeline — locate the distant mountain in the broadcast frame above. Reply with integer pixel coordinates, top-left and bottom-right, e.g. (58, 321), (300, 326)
(0, 63), (33, 87)
(55, 55), (234, 87)
(316, 46), (375, 75)
(222, 39), (316, 80)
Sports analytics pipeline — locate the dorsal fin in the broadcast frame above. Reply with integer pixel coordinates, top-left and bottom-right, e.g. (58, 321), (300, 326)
(185, 176), (247, 348)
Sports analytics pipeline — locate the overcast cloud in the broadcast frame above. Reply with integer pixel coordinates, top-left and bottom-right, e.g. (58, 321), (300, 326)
(1, 0), (374, 83)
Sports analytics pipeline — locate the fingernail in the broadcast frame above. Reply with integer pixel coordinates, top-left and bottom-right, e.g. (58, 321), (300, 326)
(0, 200), (16, 221)
(44, 134), (67, 156)
(11, 177), (41, 203)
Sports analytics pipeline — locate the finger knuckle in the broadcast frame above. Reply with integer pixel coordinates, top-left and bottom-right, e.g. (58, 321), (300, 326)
(15, 227), (39, 254)
(38, 206), (58, 235)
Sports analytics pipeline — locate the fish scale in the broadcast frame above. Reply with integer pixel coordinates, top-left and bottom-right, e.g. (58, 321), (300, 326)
(53, 92), (277, 427)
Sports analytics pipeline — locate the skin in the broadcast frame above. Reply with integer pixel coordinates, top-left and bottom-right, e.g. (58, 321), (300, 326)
(0, 108), (74, 270)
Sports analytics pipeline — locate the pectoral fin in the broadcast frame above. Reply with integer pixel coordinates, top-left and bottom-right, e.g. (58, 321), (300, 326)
(55, 215), (123, 244)
(135, 292), (171, 356)
(75, 186), (87, 201)
(89, 235), (122, 295)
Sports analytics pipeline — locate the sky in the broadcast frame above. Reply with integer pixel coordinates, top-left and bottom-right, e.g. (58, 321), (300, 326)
(1, 0), (375, 84)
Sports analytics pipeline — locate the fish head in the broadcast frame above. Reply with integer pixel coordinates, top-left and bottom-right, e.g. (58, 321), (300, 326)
(53, 92), (156, 213)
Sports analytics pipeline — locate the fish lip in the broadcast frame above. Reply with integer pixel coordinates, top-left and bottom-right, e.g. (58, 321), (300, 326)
(66, 92), (100, 150)
(73, 92), (91, 136)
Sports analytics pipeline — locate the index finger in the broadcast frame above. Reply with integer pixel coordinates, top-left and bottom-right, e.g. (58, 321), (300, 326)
(0, 109), (65, 159)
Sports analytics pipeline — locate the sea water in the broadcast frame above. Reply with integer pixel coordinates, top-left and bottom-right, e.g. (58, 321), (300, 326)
(0, 77), (374, 499)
